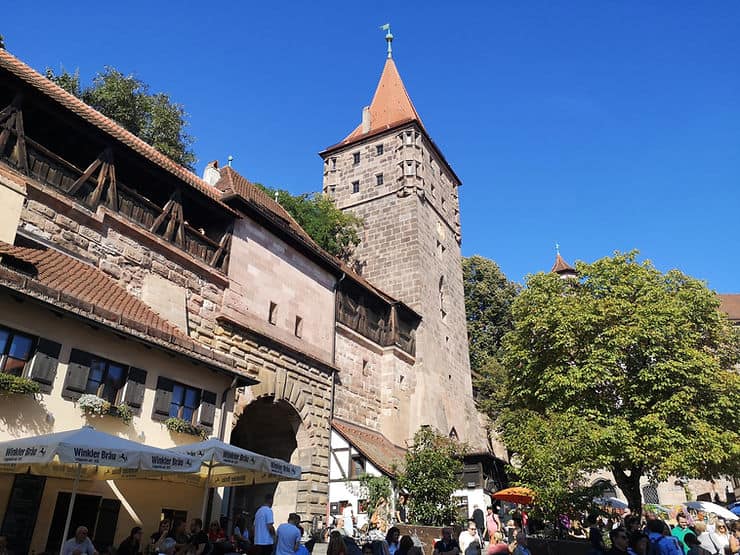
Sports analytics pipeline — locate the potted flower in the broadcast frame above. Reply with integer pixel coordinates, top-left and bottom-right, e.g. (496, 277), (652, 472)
(77, 394), (133, 425)
(0, 373), (40, 396)
(164, 417), (208, 439)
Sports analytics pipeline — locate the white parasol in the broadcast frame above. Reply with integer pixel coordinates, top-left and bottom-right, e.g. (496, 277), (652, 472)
(0, 425), (200, 554)
(170, 438), (302, 518)
(683, 500), (738, 521)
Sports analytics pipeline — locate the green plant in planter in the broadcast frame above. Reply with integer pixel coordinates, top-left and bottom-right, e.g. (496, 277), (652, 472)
(164, 417), (208, 439)
(0, 373), (41, 395)
(77, 394), (133, 425)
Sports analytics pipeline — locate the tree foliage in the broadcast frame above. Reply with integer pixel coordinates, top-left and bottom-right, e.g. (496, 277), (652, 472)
(357, 473), (392, 517)
(463, 256), (519, 372)
(397, 426), (464, 526)
(255, 184), (362, 261)
(496, 251), (740, 516)
(46, 67), (196, 169)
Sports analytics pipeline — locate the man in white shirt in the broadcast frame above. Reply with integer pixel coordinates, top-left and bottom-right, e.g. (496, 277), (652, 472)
(342, 502), (356, 537)
(62, 526), (98, 555)
(254, 494), (276, 555)
(458, 520), (482, 555)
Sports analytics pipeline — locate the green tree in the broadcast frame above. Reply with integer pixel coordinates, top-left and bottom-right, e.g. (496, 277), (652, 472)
(497, 251), (740, 516)
(357, 473), (392, 517)
(46, 67), (195, 169)
(256, 184), (362, 261)
(463, 256), (519, 372)
(397, 426), (464, 526)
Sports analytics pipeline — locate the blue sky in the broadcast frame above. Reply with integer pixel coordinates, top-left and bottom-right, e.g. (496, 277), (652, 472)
(4, 1), (739, 291)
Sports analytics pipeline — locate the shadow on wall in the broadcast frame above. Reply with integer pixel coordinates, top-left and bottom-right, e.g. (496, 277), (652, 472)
(0, 395), (55, 437)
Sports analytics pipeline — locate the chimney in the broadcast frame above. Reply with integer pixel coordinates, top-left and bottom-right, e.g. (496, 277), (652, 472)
(361, 106), (371, 134)
(202, 160), (221, 186)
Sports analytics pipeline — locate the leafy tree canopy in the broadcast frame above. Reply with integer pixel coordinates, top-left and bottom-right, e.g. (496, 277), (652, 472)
(463, 255), (519, 372)
(357, 473), (392, 517)
(255, 183), (362, 261)
(495, 251), (740, 516)
(46, 66), (196, 169)
(397, 426), (464, 526)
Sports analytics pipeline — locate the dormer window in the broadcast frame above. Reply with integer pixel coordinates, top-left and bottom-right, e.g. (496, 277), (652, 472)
(353, 152), (360, 165)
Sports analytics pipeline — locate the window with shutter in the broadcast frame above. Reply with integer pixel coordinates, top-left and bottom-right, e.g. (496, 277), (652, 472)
(198, 390), (217, 428)
(123, 368), (147, 411)
(63, 349), (92, 400)
(152, 377), (174, 420)
(27, 338), (62, 393)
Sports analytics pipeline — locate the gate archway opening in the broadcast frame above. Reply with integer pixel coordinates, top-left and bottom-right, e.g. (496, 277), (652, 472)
(230, 396), (306, 526)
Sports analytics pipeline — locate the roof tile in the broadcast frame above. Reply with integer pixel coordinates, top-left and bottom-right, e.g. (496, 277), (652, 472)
(332, 418), (406, 476)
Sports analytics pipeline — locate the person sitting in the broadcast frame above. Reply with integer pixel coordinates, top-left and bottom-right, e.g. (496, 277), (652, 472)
(512, 533), (531, 555)
(62, 526), (98, 555)
(397, 536), (414, 555)
(157, 538), (177, 555)
(117, 527), (142, 555)
(208, 522), (225, 543)
(151, 520), (172, 554)
(459, 521), (482, 555)
(188, 518), (210, 555)
(486, 532), (509, 554)
(433, 528), (460, 555)
(386, 527), (400, 555)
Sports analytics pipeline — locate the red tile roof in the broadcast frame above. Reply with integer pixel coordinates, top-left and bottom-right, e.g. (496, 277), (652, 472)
(719, 294), (740, 321)
(341, 58), (424, 146)
(0, 242), (240, 372)
(0, 49), (235, 212)
(551, 253), (576, 274)
(332, 418), (406, 476)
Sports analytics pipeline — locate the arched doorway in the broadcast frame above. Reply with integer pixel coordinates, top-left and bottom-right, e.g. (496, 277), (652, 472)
(230, 396), (306, 526)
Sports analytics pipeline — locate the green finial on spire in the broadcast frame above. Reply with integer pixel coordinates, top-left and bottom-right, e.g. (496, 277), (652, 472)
(380, 23), (393, 58)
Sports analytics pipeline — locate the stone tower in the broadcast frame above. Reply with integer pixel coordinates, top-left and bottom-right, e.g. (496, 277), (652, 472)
(320, 48), (487, 449)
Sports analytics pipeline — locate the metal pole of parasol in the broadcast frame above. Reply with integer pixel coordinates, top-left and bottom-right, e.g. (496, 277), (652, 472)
(59, 463), (82, 555)
(201, 454), (215, 521)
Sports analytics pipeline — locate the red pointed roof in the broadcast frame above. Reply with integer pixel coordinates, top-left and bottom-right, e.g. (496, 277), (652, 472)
(341, 58), (424, 146)
(551, 253), (576, 275)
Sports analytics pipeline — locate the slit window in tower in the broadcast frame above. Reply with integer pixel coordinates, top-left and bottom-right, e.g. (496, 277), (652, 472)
(294, 316), (303, 338)
(352, 181), (360, 194)
(376, 144), (384, 156)
(268, 302), (278, 325)
(353, 152), (360, 165)
(376, 174), (384, 186)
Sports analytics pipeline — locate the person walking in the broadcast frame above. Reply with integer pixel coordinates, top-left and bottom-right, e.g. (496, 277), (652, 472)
(276, 513), (302, 555)
(472, 506), (485, 540)
(486, 506), (502, 544)
(254, 494), (277, 555)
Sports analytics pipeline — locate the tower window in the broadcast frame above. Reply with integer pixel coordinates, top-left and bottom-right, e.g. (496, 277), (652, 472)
(376, 144), (384, 156)
(404, 161), (414, 176)
(441, 197), (446, 211)
(376, 174), (384, 186)
(331, 157), (337, 169)
(294, 316), (303, 338)
(268, 302), (278, 325)
(352, 181), (360, 194)
(431, 183), (436, 198)
(353, 152), (360, 165)
(439, 276), (447, 321)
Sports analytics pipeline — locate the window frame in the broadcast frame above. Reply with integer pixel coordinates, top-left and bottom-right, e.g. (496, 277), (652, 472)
(169, 381), (201, 423)
(0, 325), (36, 377)
(353, 152), (360, 165)
(376, 174), (384, 186)
(84, 356), (128, 403)
(376, 144), (384, 156)
(352, 181), (360, 194)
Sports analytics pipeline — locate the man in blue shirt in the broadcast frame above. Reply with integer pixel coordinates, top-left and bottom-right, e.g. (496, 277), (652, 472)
(646, 519), (683, 555)
(275, 513), (302, 555)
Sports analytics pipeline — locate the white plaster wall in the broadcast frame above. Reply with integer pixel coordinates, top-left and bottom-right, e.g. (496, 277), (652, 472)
(0, 169), (25, 244)
(0, 294), (239, 549)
